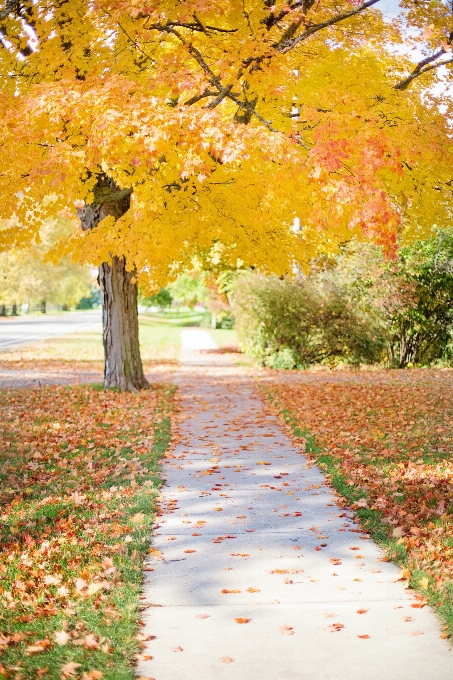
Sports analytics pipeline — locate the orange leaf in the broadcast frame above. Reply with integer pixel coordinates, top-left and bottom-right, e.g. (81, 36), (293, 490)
(279, 625), (294, 635)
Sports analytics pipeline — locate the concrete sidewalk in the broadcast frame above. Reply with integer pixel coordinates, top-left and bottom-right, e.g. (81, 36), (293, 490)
(138, 330), (451, 680)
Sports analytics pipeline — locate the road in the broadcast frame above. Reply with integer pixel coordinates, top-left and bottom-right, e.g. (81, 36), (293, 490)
(0, 310), (102, 352)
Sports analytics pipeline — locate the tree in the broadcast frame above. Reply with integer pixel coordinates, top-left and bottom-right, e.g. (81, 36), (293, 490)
(0, 1), (452, 389)
(0, 219), (92, 312)
(385, 233), (453, 367)
(167, 272), (208, 310)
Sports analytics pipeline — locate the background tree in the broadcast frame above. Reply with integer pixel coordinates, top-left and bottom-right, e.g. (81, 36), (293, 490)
(0, 1), (452, 389)
(0, 219), (92, 313)
(385, 233), (453, 367)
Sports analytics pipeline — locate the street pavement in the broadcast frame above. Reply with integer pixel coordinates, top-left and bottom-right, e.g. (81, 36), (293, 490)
(138, 329), (452, 680)
(0, 310), (101, 352)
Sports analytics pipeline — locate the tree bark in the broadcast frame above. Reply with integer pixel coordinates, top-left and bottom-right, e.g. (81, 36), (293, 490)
(78, 176), (148, 392)
(100, 256), (148, 391)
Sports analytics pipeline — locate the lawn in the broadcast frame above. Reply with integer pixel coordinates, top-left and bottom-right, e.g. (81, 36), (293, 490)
(141, 310), (206, 326)
(208, 328), (238, 350)
(264, 369), (453, 638)
(0, 320), (183, 370)
(0, 382), (174, 679)
(0, 321), (240, 372)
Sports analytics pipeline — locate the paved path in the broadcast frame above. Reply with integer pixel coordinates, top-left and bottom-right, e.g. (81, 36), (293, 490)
(138, 330), (451, 680)
(0, 310), (101, 352)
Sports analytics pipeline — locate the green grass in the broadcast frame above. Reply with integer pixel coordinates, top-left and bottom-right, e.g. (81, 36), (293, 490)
(140, 310), (207, 326)
(0, 383), (175, 678)
(138, 318), (182, 360)
(0, 321), (183, 366)
(208, 328), (238, 349)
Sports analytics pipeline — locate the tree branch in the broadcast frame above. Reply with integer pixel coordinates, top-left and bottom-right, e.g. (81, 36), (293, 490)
(277, 0), (381, 54)
(205, 84), (233, 108)
(184, 89), (219, 105)
(394, 50), (453, 90)
(0, 0), (20, 22)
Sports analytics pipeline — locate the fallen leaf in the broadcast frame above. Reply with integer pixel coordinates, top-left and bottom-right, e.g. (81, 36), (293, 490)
(392, 527), (405, 538)
(357, 609), (368, 615)
(84, 634), (99, 650)
(419, 577), (429, 590)
(246, 588), (260, 593)
(279, 625), (294, 635)
(74, 577), (87, 592)
(172, 646), (183, 652)
(220, 657), (234, 663)
(409, 631), (424, 636)
(325, 623), (344, 632)
(395, 569), (410, 582)
(61, 663), (82, 678)
(87, 582), (105, 596)
(184, 550), (196, 553)
(25, 639), (52, 655)
(136, 633), (155, 641)
(357, 634), (370, 639)
(195, 614), (210, 619)
(54, 630), (70, 645)
(222, 589), (241, 594)
(235, 618), (250, 624)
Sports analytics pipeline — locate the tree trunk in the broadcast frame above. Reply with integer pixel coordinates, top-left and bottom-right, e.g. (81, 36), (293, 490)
(77, 175), (148, 392)
(100, 256), (148, 392)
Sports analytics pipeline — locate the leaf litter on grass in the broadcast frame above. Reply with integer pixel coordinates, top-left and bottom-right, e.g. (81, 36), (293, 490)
(264, 368), (453, 637)
(0, 382), (174, 679)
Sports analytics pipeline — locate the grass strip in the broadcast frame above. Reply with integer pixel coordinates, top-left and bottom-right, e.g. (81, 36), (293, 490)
(0, 321), (182, 369)
(263, 386), (453, 640)
(0, 383), (175, 679)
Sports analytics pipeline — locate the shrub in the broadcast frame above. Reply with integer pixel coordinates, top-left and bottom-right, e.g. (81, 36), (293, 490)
(233, 270), (386, 368)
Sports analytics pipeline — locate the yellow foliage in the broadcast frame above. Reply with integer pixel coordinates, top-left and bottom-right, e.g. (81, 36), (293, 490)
(0, 1), (452, 286)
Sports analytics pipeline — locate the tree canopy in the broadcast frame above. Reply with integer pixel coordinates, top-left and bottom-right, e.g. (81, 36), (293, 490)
(1, 1), (452, 286)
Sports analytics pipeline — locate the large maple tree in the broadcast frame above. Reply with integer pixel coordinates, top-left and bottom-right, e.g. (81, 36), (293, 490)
(1, 0), (452, 390)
